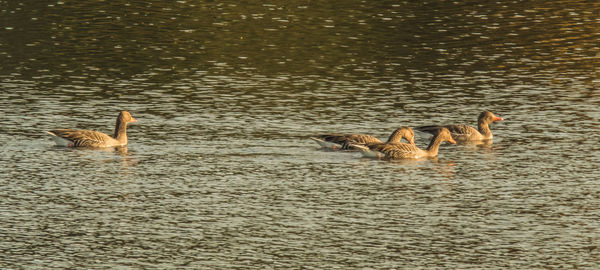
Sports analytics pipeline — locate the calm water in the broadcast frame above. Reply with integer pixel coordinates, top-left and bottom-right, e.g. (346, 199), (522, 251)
(1, 0), (600, 269)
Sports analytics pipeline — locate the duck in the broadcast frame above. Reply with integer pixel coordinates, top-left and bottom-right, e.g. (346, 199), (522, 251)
(415, 111), (503, 143)
(47, 111), (137, 148)
(353, 128), (456, 159)
(310, 127), (415, 150)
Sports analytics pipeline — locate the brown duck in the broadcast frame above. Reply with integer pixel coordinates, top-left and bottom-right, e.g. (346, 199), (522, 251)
(47, 111), (137, 148)
(416, 111), (503, 143)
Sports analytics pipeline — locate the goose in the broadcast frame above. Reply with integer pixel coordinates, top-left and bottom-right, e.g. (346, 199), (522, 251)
(47, 111), (137, 148)
(416, 111), (503, 143)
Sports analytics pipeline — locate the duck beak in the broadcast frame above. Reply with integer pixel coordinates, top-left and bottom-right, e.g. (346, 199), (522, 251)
(131, 117), (137, 123)
(494, 116), (503, 122)
(449, 138), (457, 144)
(409, 137), (415, 145)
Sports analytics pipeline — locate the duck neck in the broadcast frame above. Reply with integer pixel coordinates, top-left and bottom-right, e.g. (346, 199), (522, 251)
(385, 130), (405, 144)
(425, 134), (445, 156)
(114, 118), (128, 143)
(478, 120), (492, 137)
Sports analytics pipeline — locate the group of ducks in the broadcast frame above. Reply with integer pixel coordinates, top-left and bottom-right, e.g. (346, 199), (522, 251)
(46, 110), (503, 160)
(310, 111), (503, 160)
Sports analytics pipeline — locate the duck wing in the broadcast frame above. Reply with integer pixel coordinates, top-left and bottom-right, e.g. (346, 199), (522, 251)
(443, 124), (479, 137)
(312, 134), (381, 150)
(47, 129), (114, 147)
(417, 124), (478, 137)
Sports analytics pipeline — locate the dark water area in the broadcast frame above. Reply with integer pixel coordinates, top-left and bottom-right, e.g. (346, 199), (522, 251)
(1, 0), (600, 269)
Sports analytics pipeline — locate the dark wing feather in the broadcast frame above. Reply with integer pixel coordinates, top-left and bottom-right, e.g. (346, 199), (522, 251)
(315, 134), (348, 145)
(417, 124), (477, 137)
(443, 124), (478, 136)
(415, 125), (444, 135)
(316, 134), (381, 150)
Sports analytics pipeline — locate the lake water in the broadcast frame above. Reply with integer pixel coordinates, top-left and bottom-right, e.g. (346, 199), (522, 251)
(1, 0), (600, 269)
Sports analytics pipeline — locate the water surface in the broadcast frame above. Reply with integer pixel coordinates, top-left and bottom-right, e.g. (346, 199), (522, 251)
(1, 0), (600, 269)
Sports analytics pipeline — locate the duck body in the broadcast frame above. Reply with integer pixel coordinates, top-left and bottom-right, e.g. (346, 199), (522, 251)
(47, 111), (137, 148)
(311, 127), (415, 150)
(47, 129), (124, 147)
(418, 124), (486, 141)
(311, 134), (381, 150)
(359, 143), (428, 159)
